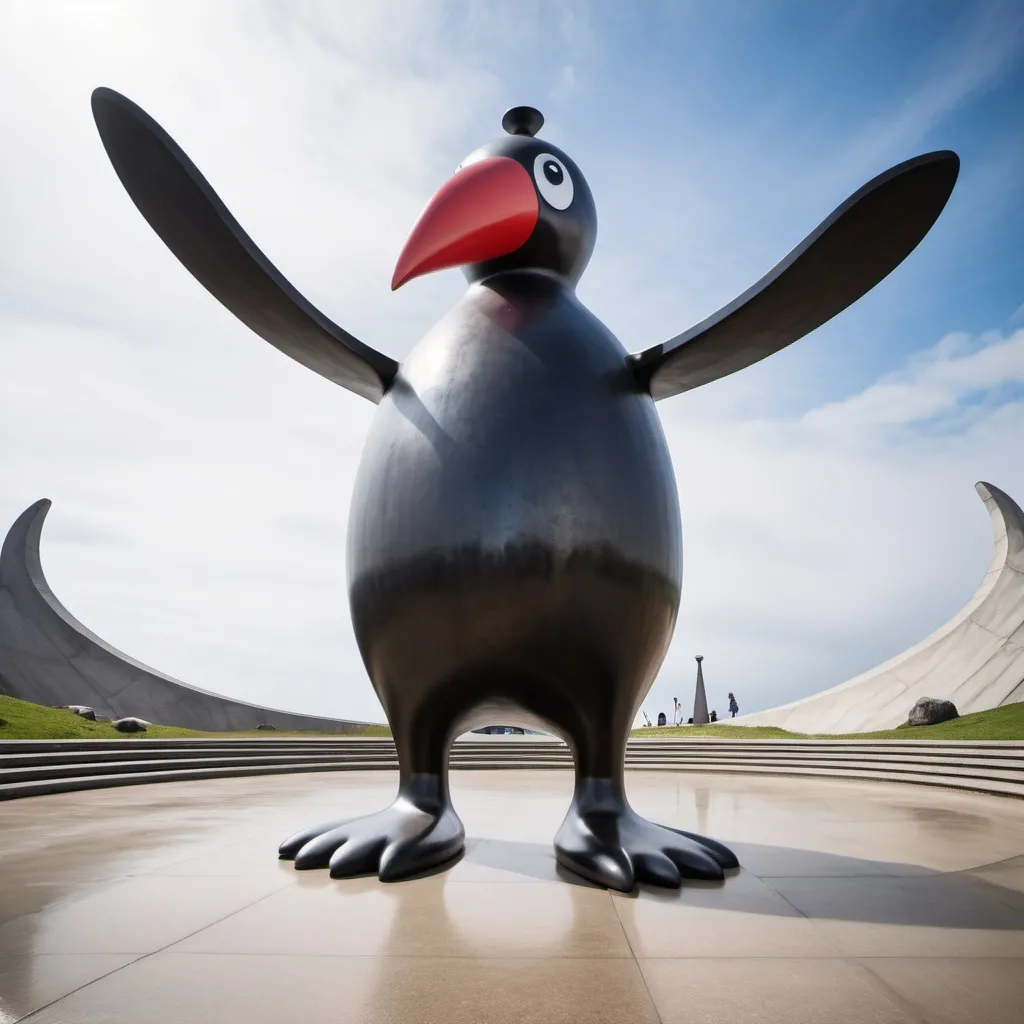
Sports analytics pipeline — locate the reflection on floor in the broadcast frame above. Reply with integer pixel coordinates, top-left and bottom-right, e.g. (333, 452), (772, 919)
(0, 770), (1023, 1023)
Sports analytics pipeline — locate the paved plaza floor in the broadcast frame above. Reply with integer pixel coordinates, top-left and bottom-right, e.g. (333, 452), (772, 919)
(0, 769), (1022, 1023)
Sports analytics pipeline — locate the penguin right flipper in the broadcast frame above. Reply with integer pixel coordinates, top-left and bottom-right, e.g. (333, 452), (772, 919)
(629, 151), (959, 401)
(91, 87), (398, 404)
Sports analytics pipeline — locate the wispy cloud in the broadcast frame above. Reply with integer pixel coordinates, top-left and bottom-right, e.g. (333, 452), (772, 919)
(647, 324), (1024, 720)
(827, 3), (1022, 176)
(0, 2), (1020, 726)
(801, 328), (1024, 433)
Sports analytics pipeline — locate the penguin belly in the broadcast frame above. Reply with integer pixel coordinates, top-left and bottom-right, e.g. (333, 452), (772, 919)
(347, 275), (681, 744)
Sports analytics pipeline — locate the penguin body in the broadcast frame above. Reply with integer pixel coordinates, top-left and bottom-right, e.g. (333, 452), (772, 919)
(349, 272), (680, 761)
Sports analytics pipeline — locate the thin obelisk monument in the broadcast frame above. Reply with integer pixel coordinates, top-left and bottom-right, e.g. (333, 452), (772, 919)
(693, 655), (710, 726)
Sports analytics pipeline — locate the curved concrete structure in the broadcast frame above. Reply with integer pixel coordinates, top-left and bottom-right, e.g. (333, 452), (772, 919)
(738, 481), (1024, 733)
(0, 499), (372, 733)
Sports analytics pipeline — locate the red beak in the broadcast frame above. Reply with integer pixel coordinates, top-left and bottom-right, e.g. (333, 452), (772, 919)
(391, 157), (538, 290)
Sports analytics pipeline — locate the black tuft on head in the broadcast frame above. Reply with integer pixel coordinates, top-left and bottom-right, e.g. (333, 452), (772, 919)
(502, 106), (544, 137)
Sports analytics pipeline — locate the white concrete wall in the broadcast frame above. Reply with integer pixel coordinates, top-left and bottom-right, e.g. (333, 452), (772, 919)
(734, 482), (1024, 733)
(0, 499), (373, 733)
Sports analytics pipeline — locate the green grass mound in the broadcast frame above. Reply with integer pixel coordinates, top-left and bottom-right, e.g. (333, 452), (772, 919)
(851, 701), (1024, 740)
(0, 694), (390, 740)
(631, 724), (799, 740)
(630, 701), (1024, 741)
(2, 691), (1020, 742)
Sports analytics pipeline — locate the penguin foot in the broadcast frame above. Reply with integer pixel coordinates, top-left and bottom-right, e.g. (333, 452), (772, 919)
(278, 781), (464, 881)
(554, 782), (738, 892)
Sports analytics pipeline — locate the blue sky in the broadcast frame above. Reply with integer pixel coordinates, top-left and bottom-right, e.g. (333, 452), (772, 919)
(0, 1), (1022, 725)
(570, 1), (1024, 390)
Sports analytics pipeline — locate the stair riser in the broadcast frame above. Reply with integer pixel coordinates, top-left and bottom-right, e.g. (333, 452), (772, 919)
(2, 761), (1021, 802)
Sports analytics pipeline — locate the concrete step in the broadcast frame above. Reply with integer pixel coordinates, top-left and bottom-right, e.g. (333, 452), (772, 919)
(0, 748), (403, 770)
(2, 757), (1022, 801)
(620, 762), (1024, 799)
(1, 742), (1020, 757)
(6, 747), (1020, 772)
(6, 748), (1020, 773)
(0, 753), (400, 785)
(0, 739), (401, 755)
(2, 760), (1022, 801)
(622, 754), (1024, 772)
(0, 761), (391, 800)
(1, 737), (1022, 802)
(621, 757), (1024, 786)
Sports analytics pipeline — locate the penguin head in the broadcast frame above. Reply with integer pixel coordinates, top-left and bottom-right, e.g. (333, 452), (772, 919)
(391, 106), (597, 291)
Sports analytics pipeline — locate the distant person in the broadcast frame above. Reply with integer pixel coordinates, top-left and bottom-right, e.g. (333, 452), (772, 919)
(709, 709), (718, 723)
(728, 692), (739, 718)
(657, 712), (667, 726)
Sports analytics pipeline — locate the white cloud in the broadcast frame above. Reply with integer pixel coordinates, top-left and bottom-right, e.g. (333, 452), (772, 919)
(0, 2), (1020, 730)
(801, 329), (1024, 432)
(828, 1), (1023, 185)
(647, 327), (1024, 722)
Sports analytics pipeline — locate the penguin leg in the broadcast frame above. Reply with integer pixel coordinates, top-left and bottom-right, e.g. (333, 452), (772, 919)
(554, 733), (739, 892)
(278, 711), (464, 882)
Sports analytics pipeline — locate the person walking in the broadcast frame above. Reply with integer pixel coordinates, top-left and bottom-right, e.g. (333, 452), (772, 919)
(728, 692), (739, 718)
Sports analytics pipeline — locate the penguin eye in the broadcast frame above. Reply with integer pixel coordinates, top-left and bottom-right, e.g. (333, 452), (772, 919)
(533, 153), (573, 210)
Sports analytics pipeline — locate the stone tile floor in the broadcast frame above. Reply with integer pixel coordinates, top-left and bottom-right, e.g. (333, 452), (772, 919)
(0, 770), (1022, 1022)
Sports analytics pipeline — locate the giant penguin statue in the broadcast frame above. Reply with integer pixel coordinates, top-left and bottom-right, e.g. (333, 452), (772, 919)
(91, 91), (958, 890)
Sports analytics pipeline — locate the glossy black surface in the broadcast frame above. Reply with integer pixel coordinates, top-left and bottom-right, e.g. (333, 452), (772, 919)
(91, 88), (396, 403)
(501, 105), (545, 137)
(349, 271), (681, 774)
(94, 91), (956, 890)
(312, 267), (715, 889)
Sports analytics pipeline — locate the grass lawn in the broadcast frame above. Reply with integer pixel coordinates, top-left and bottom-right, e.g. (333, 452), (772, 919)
(2, 692), (1021, 742)
(629, 701), (1024, 741)
(0, 694), (391, 740)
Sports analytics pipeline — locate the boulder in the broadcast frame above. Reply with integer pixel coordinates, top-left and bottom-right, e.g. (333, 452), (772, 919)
(112, 716), (150, 733)
(66, 705), (96, 721)
(907, 697), (959, 727)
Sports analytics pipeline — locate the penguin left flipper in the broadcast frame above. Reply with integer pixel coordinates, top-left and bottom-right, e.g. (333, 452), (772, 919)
(629, 150), (959, 401)
(91, 88), (398, 404)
